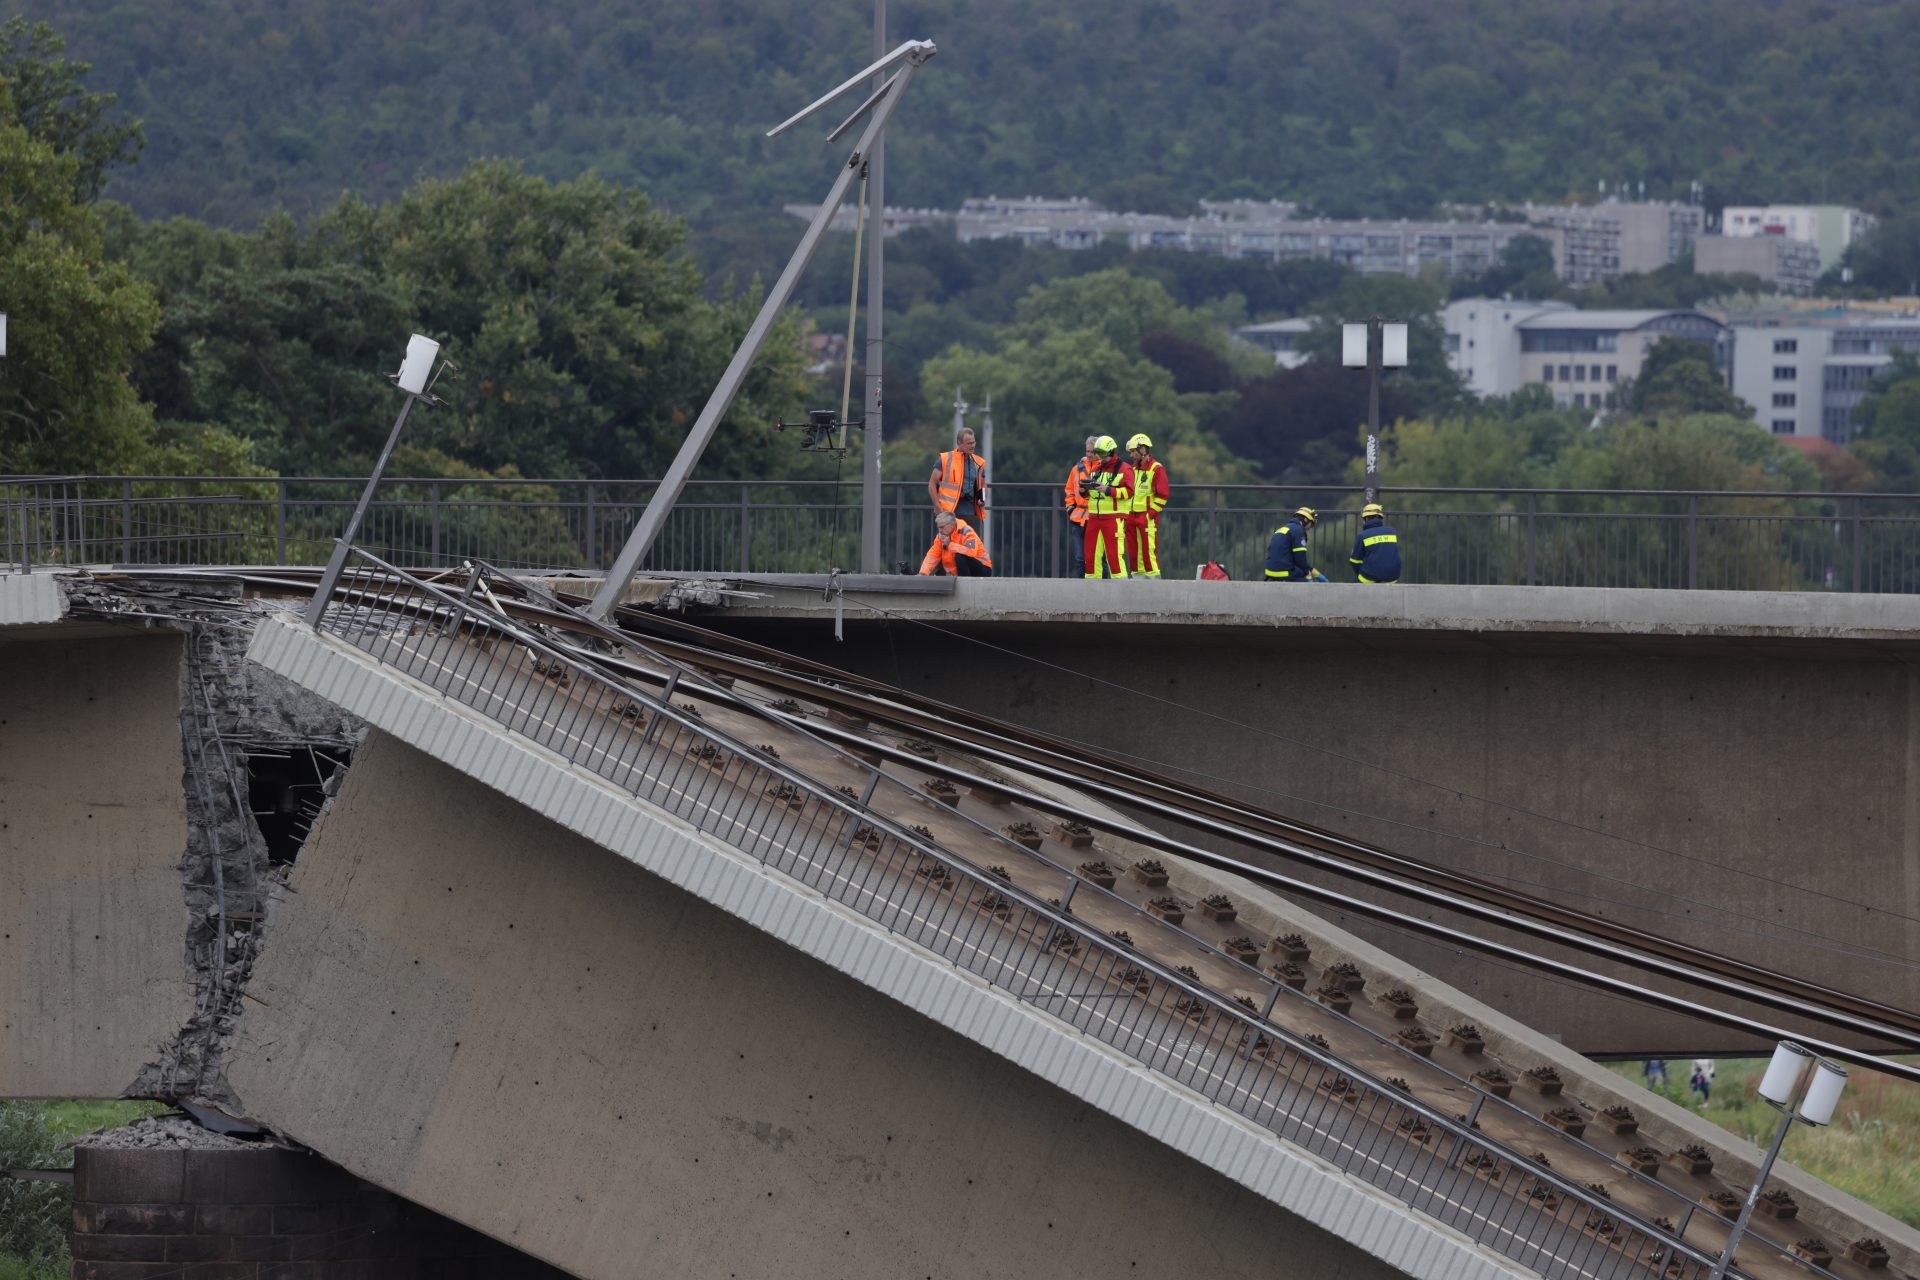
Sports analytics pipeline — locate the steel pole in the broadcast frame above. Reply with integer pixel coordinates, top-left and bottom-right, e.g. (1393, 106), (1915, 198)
(860, 0), (887, 574)
(1364, 318), (1382, 507)
(587, 65), (919, 620)
(1708, 1107), (1793, 1280)
(306, 392), (420, 627)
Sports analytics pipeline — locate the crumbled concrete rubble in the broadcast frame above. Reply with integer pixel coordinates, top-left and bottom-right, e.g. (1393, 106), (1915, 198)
(76, 1114), (258, 1151)
(62, 576), (365, 1110)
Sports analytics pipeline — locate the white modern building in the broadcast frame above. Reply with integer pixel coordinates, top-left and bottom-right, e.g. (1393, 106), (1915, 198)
(1440, 298), (1572, 395)
(1720, 205), (1876, 273)
(1518, 309), (1727, 410)
(1729, 316), (1920, 443)
(1444, 299), (1727, 406)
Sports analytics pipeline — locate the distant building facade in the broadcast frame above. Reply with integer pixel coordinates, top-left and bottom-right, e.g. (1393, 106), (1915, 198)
(1720, 205), (1875, 273)
(1444, 300), (1727, 408)
(1520, 201), (1705, 284)
(1694, 235), (1823, 295)
(1440, 299), (1573, 396)
(1729, 315), (1920, 444)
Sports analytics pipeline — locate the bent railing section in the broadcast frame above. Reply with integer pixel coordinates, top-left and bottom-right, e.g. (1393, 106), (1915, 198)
(304, 550), (1826, 1280)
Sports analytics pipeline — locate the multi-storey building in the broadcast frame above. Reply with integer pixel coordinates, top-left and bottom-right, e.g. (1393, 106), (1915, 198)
(1720, 205), (1875, 273)
(1519, 201), (1704, 284)
(1442, 299), (1727, 408)
(1440, 299), (1573, 396)
(1729, 316), (1920, 444)
(1693, 235), (1823, 295)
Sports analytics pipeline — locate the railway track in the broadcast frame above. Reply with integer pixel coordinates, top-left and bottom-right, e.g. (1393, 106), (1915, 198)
(148, 564), (1920, 1079)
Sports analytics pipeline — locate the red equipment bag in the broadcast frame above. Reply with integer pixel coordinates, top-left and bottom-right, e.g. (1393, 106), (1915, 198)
(1198, 561), (1230, 581)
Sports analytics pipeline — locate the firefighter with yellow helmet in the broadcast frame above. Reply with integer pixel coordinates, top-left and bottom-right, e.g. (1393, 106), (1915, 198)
(1265, 507), (1327, 582)
(1349, 502), (1401, 583)
(1078, 434), (1135, 578)
(1124, 433), (1169, 578)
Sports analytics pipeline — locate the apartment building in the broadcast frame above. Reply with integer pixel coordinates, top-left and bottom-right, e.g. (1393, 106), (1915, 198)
(947, 197), (1541, 279)
(1520, 201), (1704, 284)
(1720, 205), (1875, 272)
(1694, 235), (1823, 295)
(1729, 317), (1920, 444)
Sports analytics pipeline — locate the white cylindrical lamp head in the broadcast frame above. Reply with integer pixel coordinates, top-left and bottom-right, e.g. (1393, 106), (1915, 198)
(397, 334), (440, 396)
(1758, 1041), (1814, 1108)
(1799, 1059), (1848, 1126)
(1342, 323), (1369, 368)
(1382, 322), (1409, 368)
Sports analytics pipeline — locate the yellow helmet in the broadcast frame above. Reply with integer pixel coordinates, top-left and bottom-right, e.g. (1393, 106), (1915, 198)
(1093, 434), (1119, 455)
(1294, 506), (1318, 526)
(1361, 502), (1385, 520)
(1126, 433), (1153, 451)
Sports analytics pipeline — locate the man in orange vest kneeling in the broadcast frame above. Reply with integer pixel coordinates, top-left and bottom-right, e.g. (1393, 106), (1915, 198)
(918, 511), (994, 577)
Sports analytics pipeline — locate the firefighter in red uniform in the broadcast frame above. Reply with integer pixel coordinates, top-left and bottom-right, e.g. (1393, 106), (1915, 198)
(1078, 435), (1135, 579)
(1123, 433), (1169, 578)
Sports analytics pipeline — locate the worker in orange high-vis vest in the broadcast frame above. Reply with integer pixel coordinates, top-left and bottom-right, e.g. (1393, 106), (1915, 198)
(928, 427), (987, 525)
(917, 511), (994, 577)
(1078, 435), (1135, 579)
(1123, 433), (1170, 578)
(1063, 435), (1097, 577)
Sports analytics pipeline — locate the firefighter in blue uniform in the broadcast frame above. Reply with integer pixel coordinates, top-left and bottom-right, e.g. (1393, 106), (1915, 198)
(1349, 502), (1402, 583)
(1265, 507), (1326, 582)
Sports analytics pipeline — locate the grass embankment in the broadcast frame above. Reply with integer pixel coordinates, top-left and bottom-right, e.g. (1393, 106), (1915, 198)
(0, 1100), (171, 1280)
(1605, 1057), (1920, 1227)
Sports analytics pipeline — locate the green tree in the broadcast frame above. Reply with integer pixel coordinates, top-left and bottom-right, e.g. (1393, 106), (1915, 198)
(0, 99), (159, 474)
(910, 329), (1250, 486)
(1623, 336), (1751, 419)
(1295, 273), (1467, 419)
(0, 16), (142, 199)
(112, 161), (811, 481)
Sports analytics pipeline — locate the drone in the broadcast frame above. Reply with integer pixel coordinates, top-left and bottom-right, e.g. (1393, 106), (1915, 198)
(774, 408), (865, 456)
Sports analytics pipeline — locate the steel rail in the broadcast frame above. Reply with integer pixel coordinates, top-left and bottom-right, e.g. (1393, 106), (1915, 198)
(141, 565), (1920, 1058)
(302, 554), (1743, 1280)
(607, 609), (1920, 1045)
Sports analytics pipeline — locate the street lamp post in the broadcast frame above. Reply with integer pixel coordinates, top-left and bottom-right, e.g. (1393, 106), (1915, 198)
(1708, 1041), (1848, 1280)
(1342, 318), (1408, 507)
(305, 334), (444, 627)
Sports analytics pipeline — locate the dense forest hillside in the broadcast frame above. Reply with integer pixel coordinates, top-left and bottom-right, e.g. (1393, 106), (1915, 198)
(37, 0), (1920, 228)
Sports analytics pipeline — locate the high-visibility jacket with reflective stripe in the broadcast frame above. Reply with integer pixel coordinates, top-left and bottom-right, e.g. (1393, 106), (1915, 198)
(1064, 458), (1095, 524)
(1082, 460), (1135, 516)
(1349, 521), (1401, 583)
(935, 450), (986, 513)
(1128, 458), (1169, 515)
(1265, 521), (1313, 579)
(918, 518), (993, 575)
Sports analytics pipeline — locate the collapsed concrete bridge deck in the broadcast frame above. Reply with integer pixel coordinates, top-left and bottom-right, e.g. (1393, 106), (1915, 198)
(7, 569), (1920, 1280)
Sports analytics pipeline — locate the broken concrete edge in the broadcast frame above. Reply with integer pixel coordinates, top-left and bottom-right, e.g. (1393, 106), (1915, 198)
(701, 576), (1920, 643)
(46, 581), (368, 1117)
(978, 761), (1920, 1274)
(243, 613), (1536, 1280)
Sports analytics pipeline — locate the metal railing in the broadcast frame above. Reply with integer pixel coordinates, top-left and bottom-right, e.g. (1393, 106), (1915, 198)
(300, 550), (1833, 1280)
(11, 475), (1920, 592)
